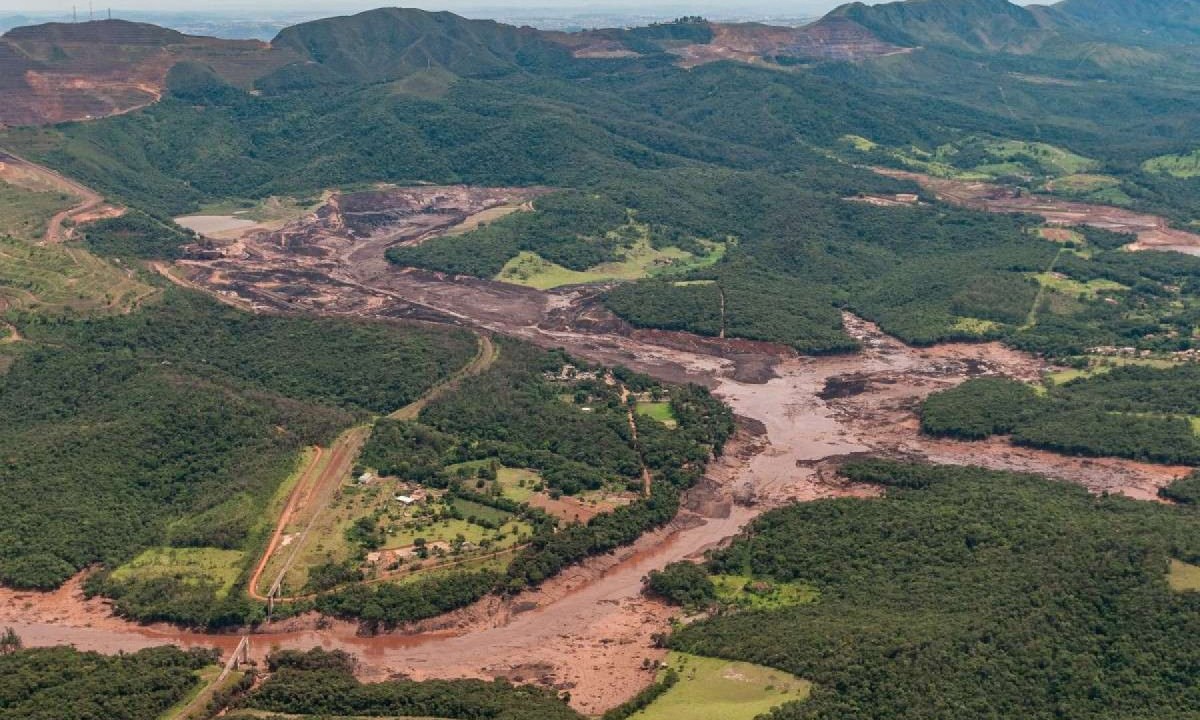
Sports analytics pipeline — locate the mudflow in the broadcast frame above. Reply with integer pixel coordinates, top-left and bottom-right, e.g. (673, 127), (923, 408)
(6, 184), (1190, 715)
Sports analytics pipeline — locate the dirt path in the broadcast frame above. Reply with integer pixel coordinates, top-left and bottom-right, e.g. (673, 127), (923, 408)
(619, 382), (654, 497)
(0, 148), (109, 244)
(254, 334), (495, 602)
(247, 447), (324, 602)
(254, 427), (368, 602)
(388, 334), (497, 420)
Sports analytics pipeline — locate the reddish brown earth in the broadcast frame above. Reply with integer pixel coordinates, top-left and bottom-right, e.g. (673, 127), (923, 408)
(0, 149), (121, 243)
(672, 17), (914, 68)
(2, 179), (1192, 713)
(0, 20), (295, 126)
(876, 167), (1200, 255)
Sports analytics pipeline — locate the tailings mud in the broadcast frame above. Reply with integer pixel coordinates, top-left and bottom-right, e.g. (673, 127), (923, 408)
(4, 194), (1191, 713)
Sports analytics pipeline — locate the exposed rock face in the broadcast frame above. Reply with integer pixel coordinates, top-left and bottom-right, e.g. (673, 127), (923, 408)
(0, 19), (284, 126)
(672, 17), (913, 68)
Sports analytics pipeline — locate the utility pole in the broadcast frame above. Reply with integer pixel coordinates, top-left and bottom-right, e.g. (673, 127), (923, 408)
(72, 6), (77, 22)
(89, 1), (93, 21)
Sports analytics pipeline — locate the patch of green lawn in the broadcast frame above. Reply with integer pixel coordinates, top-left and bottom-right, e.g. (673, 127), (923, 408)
(496, 232), (724, 290)
(712, 574), (817, 610)
(111, 547), (245, 600)
(630, 652), (810, 720)
(636, 401), (678, 428)
(1167, 559), (1200, 592)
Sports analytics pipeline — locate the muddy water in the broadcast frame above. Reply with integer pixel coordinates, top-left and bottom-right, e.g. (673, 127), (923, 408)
(175, 215), (262, 237)
(4, 259), (1193, 712)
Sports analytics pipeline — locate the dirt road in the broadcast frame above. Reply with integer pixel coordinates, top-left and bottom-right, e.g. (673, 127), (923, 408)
(0, 148), (114, 244)
(247, 447), (324, 602)
(388, 334), (497, 420)
(252, 427), (368, 601)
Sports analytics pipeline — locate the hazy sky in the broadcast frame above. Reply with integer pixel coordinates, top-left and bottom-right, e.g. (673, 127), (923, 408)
(1, 0), (850, 16)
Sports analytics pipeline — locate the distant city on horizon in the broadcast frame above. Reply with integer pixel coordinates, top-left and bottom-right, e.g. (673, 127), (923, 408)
(0, 3), (835, 39)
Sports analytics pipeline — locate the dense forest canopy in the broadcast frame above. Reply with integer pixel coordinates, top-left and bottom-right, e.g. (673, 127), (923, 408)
(7, 2), (1200, 354)
(0, 290), (475, 605)
(0, 645), (217, 720)
(672, 460), (1200, 719)
(922, 366), (1200, 464)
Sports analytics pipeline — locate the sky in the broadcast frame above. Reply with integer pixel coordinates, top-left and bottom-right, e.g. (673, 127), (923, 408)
(0, 0), (850, 16)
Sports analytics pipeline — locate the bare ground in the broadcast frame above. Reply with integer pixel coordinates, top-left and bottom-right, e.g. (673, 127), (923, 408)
(3, 184), (1192, 714)
(875, 167), (1200, 255)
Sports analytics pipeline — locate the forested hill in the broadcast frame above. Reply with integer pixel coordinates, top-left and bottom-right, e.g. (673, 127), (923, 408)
(264, 8), (566, 87)
(827, 0), (1052, 52)
(828, 0), (1200, 53)
(1042, 0), (1200, 44)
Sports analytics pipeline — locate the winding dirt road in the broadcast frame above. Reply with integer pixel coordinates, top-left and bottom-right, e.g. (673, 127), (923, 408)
(0, 148), (114, 244)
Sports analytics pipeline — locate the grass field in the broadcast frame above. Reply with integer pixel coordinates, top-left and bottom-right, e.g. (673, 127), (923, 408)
(193, 194), (324, 225)
(1046, 173), (1122, 193)
(449, 498), (513, 525)
(636, 401), (678, 428)
(631, 652), (811, 720)
(1143, 150), (1200, 179)
(712, 574), (818, 610)
(0, 237), (156, 315)
(951, 317), (1003, 337)
(228, 713), (453, 719)
(496, 234), (725, 290)
(1047, 356), (1185, 385)
(111, 547), (245, 599)
(496, 467), (541, 501)
(0, 179), (154, 316)
(846, 134), (1099, 183)
(0, 180), (74, 242)
(380, 515), (530, 550)
(987, 140), (1097, 176)
(1032, 272), (1127, 299)
(1167, 559), (1200, 592)
(273, 460), (531, 592)
(1036, 227), (1085, 244)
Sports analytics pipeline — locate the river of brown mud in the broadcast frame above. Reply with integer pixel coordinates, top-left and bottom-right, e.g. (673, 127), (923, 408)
(875, 167), (1200, 255)
(3, 187), (1192, 714)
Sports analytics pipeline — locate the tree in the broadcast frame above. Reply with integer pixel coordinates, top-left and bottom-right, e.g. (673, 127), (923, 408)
(0, 627), (22, 655)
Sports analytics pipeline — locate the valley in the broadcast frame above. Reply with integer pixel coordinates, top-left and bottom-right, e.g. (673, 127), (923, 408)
(4, 1), (1200, 718)
(1, 181), (1189, 712)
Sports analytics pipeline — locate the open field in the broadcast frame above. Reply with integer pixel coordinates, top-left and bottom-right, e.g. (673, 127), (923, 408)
(636, 401), (678, 427)
(854, 136), (1098, 183)
(259, 429), (531, 595)
(0, 180), (74, 242)
(630, 652), (811, 720)
(496, 236), (725, 290)
(252, 427), (369, 598)
(712, 574), (817, 610)
(111, 548), (245, 601)
(1046, 356), (1187, 385)
(1144, 150), (1200, 179)
(1167, 559), (1200, 592)
(950, 317), (1003, 336)
(874, 167), (1200, 256)
(228, 714), (452, 719)
(1036, 227), (1085, 243)
(1031, 271), (1127, 299)
(0, 237), (156, 315)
